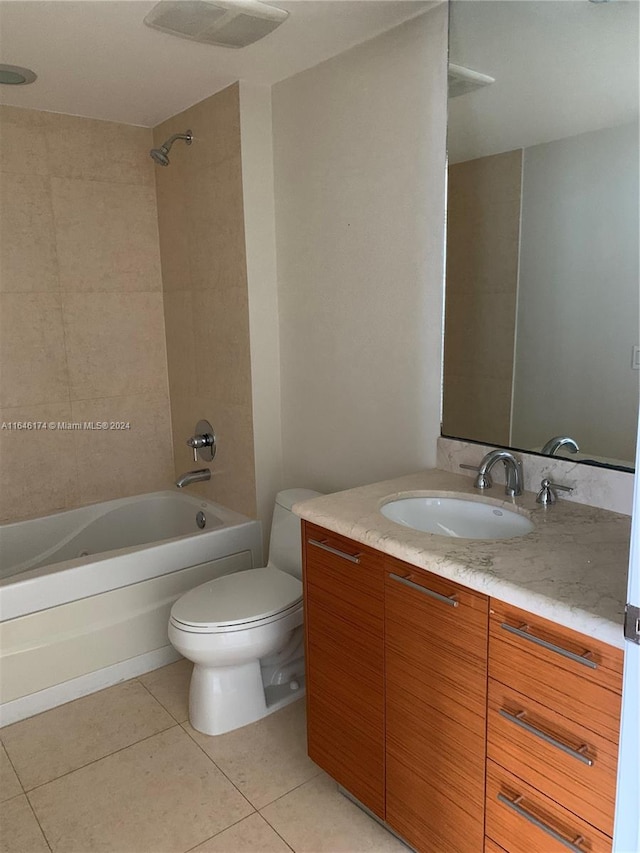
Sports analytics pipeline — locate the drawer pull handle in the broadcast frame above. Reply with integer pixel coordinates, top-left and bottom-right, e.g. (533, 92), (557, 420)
(500, 622), (598, 669)
(389, 573), (458, 607)
(497, 792), (586, 852)
(308, 539), (361, 564)
(499, 709), (594, 766)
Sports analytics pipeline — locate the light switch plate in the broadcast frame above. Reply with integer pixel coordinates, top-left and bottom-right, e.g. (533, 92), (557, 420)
(632, 346), (640, 370)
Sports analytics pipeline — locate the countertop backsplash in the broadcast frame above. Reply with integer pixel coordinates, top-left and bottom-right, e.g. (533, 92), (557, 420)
(437, 436), (634, 516)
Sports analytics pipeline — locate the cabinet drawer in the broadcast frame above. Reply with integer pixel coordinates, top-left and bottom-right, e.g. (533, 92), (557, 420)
(489, 601), (623, 742)
(488, 680), (618, 836)
(486, 761), (612, 853)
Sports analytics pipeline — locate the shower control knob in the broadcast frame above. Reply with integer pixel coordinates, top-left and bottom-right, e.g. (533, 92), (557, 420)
(186, 420), (216, 463)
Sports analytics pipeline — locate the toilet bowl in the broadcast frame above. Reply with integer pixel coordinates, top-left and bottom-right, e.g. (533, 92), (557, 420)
(168, 488), (321, 735)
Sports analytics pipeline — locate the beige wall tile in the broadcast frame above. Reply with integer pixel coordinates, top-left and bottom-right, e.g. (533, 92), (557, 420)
(443, 150), (522, 445)
(0, 174), (59, 293)
(186, 155), (247, 292)
(0, 293), (69, 407)
(0, 107), (174, 523)
(441, 371), (512, 446)
(169, 394), (208, 484)
(184, 700), (319, 809)
(192, 813), (291, 853)
(43, 112), (155, 186)
(168, 396), (256, 517)
(205, 402), (256, 517)
(155, 86), (255, 517)
(51, 177), (162, 293)
(443, 290), (517, 382)
(0, 744), (22, 803)
(63, 292), (168, 400)
(2, 681), (174, 791)
(163, 291), (196, 398)
(154, 84), (241, 173)
(154, 165), (192, 292)
(71, 394), (174, 504)
(0, 108), (48, 176)
(192, 287), (252, 407)
(0, 795), (49, 853)
(0, 403), (79, 523)
(28, 727), (253, 853)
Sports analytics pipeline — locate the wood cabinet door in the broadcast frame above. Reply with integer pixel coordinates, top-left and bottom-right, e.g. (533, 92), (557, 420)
(384, 557), (489, 853)
(303, 522), (386, 818)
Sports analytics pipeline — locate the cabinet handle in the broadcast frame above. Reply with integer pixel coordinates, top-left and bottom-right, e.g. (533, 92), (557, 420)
(497, 793), (586, 853)
(498, 709), (594, 766)
(308, 539), (361, 564)
(389, 573), (458, 607)
(500, 622), (597, 669)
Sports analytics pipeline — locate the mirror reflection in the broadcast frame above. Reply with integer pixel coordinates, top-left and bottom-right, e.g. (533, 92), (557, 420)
(443, 0), (639, 470)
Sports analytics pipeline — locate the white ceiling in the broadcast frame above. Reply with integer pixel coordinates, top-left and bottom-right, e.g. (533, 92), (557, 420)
(0, 0), (436, 127)
(448, 0), (640, 163)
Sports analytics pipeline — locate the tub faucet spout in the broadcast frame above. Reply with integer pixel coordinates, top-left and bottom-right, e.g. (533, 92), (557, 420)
(175, 469), (211, 489)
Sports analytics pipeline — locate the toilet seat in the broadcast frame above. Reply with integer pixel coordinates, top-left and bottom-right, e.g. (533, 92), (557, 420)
(170, 566), (302, 634)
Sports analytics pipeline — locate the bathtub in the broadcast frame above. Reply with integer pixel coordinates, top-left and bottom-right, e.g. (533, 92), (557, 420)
(0, 491), (262, 725)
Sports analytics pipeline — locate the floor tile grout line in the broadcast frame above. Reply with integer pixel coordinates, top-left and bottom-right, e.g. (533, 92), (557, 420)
(254, 812), (297, 853)
(257, 766), (324, 812)
(136, 674), (189, 725)
(0, 740), (26, 798)
(24, 790), (53, 852)
(180, 812), (261, 853)
(23, 721), (180, 796)
(178, 722), (257, 815)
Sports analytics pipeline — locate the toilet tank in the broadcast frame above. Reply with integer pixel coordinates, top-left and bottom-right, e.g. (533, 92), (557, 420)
(268, 489), (323, 579)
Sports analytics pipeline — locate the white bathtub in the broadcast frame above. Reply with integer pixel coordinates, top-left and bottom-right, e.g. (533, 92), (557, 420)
(0, 491), (263, 724)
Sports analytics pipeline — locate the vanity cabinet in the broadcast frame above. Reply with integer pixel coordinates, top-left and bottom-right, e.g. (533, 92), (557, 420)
(302, 524), (623, 853)
(302, 522), (386, 818)
(385, 556), (489, 853)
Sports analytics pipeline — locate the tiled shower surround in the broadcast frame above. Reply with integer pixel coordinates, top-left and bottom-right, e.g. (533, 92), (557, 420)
(0, 86), (256, 523)
(0, 105), (173, 522)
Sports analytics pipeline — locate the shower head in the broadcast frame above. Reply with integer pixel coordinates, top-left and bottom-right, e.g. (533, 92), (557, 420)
(150, 130), (193, 166)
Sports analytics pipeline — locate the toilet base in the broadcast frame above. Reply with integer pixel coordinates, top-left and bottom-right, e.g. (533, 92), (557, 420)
(188, 660), (305, 736)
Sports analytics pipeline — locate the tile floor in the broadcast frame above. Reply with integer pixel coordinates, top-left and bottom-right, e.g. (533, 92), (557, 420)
(0, 660), (407, 853)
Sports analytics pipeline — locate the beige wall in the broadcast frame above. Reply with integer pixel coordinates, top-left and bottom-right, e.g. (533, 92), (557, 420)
(443, 149), (523, 446)
(154, 85), (257, 518)
(272, 7), (448, 494)
(0, 106), (173, 523)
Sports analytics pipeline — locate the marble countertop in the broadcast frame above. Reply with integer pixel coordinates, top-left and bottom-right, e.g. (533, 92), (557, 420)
(293, 469), (631, 650)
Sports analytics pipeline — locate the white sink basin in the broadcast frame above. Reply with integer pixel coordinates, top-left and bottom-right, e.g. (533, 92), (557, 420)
(380, 495), (534, 540)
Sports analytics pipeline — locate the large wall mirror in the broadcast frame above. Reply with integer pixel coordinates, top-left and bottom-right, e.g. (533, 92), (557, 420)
(443, 0), (639, 471)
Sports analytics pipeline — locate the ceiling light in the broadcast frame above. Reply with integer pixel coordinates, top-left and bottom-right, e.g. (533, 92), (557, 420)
(0, 64), (37, 85)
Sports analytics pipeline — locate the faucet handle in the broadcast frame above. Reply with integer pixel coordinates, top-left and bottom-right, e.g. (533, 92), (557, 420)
(459, 463), (479, 471)
(186, 419), (216, 463)
(186, 433), (213, 462)
(536, 478), (574, 505)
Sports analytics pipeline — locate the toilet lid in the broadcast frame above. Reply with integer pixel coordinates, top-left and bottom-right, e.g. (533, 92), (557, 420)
(170, 566), (302, 629)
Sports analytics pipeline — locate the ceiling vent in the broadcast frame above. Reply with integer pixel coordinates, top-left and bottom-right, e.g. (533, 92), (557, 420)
(143, 0), (289, 48)
(448, 64), (495, 98)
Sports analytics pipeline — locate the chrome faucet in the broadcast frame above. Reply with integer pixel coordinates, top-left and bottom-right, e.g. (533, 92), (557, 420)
(541, 435), (579, 456)
(175, 469), (211, 489)
(473, 449), (524, 497)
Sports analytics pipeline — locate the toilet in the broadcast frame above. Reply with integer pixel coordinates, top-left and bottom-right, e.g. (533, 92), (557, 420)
(168, 488), (321, 736)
